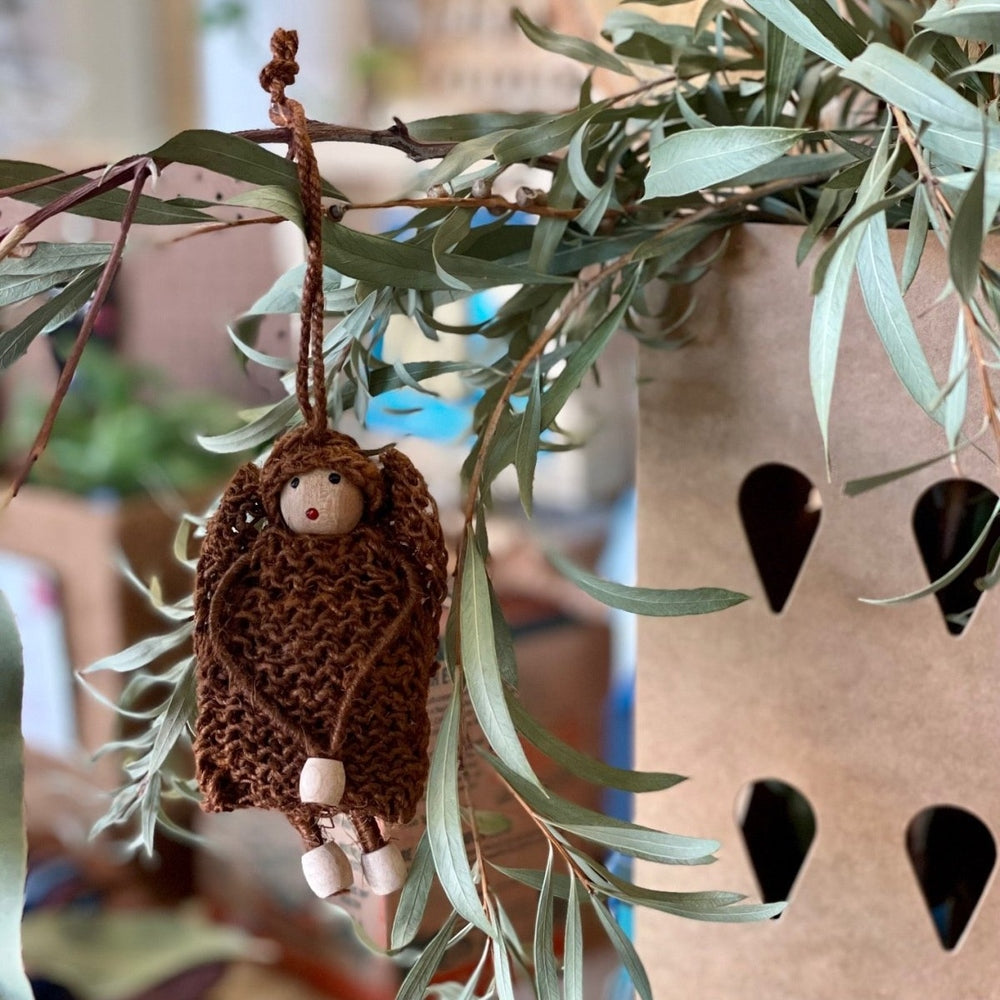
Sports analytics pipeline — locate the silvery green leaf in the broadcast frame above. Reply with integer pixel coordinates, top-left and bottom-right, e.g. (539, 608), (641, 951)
(514, 364), (541, 517)
(486, 752), (718, 862)
(532, 846), (559, 999)
(144, 660), (196, 786)
(842, 45), (985, 133)
(843, 442), (971, 496)
(549, 550), (749, 615)
(764, 20), (805, 124)
(529, 158), (575, 272)
(0, 242), (111, 308)
(902, 186), (930, 292)
(0, 160), (214, 224)
(949, 53), (1000, 77)
(590, 896), (653, 1000)
(567, 123), (603, 201)
(408, 111), (550, 143)
(0, 265), (102, 370)
(198, 394), (299, 453)
(918, 0), (1000, 44)
(949, 147), (987, 302)
(810, 120), (895, 469)
(324, 223), (566, 291)
(390, 832), (435, 951)
(431, 208), (475, 293)
(494, 102), (611, 166)
(227, 324), (293, 371)
(84, 623), (193, 674)
(943, 312), (969, 450)
(227, 185), (304, 227)
(0, 595), (32, 1000)
(461, 531), (543, 791)
(508, 696), (685, 792)
(554, 821), (717, 863)
(426, 680), (493, 936)
(423, 129), (517, 188)
(396, 912), (460, 1000)
(643, 126), (807, 199)
(744, 0), (854, 67)
(921, 124), (1000, 171)
(862, 498), (1000, 604)
(540, 269), (640, 426)
(513, 8), (634, 76)
(150, 129), (345, 199)
(491, 931), (516, 1000)
(564, 876), (584, 1000)
(857, 214), (943, 424)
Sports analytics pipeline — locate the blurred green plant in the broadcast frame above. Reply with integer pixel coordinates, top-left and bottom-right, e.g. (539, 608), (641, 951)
(3, 343), (245, 496)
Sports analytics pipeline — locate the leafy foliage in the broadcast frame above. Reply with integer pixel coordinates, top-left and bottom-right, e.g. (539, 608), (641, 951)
(3, 0), (1000, 996)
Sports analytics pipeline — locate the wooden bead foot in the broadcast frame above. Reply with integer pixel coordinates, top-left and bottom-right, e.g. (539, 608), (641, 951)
(361, 843), (407, 895)
(299, 757), (345, 806)
(301, 841), (354, 898)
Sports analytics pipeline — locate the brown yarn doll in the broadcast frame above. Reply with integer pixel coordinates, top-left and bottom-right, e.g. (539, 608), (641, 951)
(192, 31), (448, 897)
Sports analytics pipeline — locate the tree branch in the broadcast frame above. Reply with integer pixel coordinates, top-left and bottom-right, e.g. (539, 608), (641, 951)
(2, 162), (153, 509)
(234, 116), (458, 162)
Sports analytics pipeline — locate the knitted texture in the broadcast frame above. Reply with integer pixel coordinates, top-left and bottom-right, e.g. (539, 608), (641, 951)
(193, 426), (448, 851)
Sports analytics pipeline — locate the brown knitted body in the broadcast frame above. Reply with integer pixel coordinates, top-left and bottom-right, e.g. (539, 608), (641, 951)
(193, 427), (448, 850)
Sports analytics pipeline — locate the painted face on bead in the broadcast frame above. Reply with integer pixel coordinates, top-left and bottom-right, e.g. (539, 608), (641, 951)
(279, 468), (365, 535)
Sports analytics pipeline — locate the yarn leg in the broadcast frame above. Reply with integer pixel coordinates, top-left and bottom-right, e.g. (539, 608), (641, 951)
(352, 811), (407, 895)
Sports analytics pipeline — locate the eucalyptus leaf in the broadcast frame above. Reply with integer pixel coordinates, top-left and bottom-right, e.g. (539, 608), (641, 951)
(0, 160), (215, 224)
(514, 364), (542, 516)
(150, 130), (345, 199)
(943, 312), (969, 451)
(644, 126), (807, 198)
(461, 531), (543, 790)
(390, 832), (435, 951)
(744, 0), (854, 67)
(564, 876), (584, 1000)
(0, 265), (102, 370)
(842, 45), (986, 133)
(513, 8), (634, 76)
(84, 624), (193, 674)
(843, 442), (970, 496)
(509, 696), (685, 792)
(949, 144), (987, 302)
(532, 846), (559, 999)
(856, 214), (943, 423)
(0, 595), (33, 1000)
(591, 896), (654, 1000)
(485, 751), (719, 863)
(396, 912), (460, 1000)
(764, 20), (805, 125)
(425, 679), (493, 936)
(549, 550), (748, 615)
(227, 185), (304, 226)
(861, 497), (1000, 604)
(917, 0), (1000, 45)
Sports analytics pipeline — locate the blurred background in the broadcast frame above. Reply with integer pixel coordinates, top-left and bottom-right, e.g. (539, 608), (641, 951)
(0, 2), (652, 997)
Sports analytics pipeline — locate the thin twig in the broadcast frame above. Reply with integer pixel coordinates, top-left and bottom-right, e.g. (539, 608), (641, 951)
(2, 162), (152, 508)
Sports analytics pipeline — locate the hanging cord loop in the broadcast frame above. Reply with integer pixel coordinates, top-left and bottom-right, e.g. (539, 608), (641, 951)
(260, 29), (327, 432)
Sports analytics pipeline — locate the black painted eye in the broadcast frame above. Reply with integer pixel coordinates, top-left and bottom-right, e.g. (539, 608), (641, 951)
(290, 477), (300, 489)
(328, 472), (341, 484)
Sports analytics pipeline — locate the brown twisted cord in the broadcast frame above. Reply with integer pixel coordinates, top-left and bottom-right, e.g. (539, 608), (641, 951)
(260, 28), (327, 432)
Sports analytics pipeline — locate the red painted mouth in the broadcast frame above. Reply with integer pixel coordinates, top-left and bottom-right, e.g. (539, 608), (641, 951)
(305, 507), (319, 521)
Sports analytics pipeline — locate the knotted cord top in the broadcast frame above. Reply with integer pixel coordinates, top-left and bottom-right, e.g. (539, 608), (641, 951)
(260, 29), (327, 432)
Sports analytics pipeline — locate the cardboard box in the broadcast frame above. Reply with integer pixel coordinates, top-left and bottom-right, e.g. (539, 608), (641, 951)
(635, 224), (1000, 997)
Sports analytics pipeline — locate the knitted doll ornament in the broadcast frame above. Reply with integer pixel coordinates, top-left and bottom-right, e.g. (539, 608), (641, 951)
(193, 426), (448, 896)
(191, 30), (448, 898)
